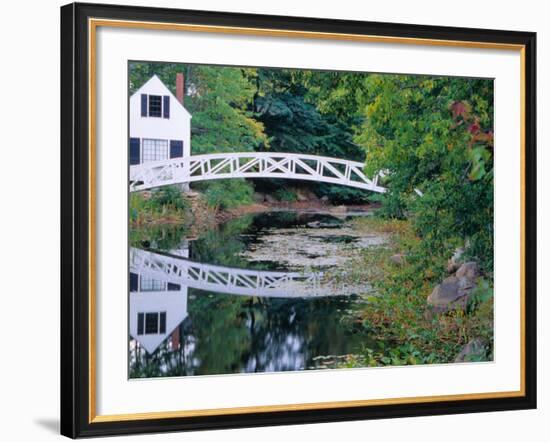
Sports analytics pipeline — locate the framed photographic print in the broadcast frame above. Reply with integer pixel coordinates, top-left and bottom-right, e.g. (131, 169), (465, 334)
(60, 2), (537, 438)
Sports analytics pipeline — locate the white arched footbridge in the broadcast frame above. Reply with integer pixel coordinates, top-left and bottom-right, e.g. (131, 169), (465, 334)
(130, 248), (362, 298)
(129, 152), (386, 193)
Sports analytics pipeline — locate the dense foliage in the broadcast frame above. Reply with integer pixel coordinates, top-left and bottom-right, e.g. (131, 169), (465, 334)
(300, 72), (494, 274)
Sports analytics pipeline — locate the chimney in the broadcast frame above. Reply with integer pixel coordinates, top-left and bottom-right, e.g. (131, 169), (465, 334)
(176, 73), (185, 105)
(171, 327), (180, 350)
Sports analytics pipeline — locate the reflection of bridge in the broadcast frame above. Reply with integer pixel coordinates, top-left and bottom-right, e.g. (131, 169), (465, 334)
(129, 152), (386, 193)
(129, 247), (367, 354)
(130, 247), (341, 298)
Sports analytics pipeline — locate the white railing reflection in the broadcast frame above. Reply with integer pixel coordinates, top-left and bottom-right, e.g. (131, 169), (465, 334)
(130, 247), (361, 298)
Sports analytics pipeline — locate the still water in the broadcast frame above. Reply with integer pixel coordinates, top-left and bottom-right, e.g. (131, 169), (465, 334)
(129, 211), (382, 378)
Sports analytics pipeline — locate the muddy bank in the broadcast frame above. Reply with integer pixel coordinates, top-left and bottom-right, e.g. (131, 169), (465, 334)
(131, 188), (380, 240)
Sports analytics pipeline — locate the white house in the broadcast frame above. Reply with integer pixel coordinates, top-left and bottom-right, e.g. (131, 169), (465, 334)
(129, 74), (192, 166)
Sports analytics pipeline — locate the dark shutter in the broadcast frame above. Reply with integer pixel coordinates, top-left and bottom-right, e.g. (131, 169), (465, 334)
(130, 273), (138, 292)
(129, 138), (140, 165)
(167, 282), (181, 291)
(140, 94), (147, 117)
(159, 312), (166, 334)
(137, 313), (144, 335)
(170, 140), (183, 158)
(163, 95), (170, 119)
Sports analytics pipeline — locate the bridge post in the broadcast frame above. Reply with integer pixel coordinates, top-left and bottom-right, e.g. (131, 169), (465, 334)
(178, 156), (190, 192)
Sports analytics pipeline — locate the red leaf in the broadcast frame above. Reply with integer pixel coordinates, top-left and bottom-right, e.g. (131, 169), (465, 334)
(450, 101), (468, 120)
(468, 120), (480, 134)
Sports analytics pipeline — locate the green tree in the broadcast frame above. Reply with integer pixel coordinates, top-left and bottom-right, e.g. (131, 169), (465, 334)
(301, 72), (494, 273)
(249, 68), (369, 203)
(357, 75), (493, 273)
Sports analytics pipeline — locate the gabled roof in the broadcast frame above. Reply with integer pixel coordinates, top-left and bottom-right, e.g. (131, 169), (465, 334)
(132, 74), (192, 118)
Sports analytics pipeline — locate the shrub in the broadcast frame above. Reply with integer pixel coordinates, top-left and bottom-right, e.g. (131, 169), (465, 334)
(273, 188), (297, 202)
(129, 186), (190, 225)
(150, 186), (189, 211)
(201, 179), (254, 210)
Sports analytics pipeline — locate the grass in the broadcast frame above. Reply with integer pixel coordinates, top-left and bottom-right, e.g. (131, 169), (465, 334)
(130, 186), (191, 226)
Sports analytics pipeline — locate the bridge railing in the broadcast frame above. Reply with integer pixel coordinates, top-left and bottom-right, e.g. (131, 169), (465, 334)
(129, 152), (386, 193)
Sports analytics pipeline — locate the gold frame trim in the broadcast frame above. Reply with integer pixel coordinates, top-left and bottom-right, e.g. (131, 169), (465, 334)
(88, 18), (527, 424)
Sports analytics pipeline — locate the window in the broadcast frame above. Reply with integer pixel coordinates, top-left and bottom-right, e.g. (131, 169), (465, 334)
(130, 272), (139, 292)
(141, 94), (170, 118)
(139, 275), (166, 292)
(137, 312), (167, 335)
(170, 140), (183, 158)
(148, 94), (162, 117)
(142, 139), (169, 163)
(167, 282), (181, 291)
(145, 313), (159, 334)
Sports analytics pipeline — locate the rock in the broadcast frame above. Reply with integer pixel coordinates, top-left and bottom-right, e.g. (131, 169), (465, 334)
(307, 221), (336, 228)
(454, 338), (486, 363)
(320, 195), (330, 203)
(427, 261), (480, 312)
(263, 193), (277, 203)
(447, 247), (465, 273)
(427, 276), (462, 307)
(456, 261), (479, 280)
(389, 253), (406, 266)
(253, 192), (266, 203)
(427, 276), (474, 312)
(185, 191), (200, 199)
(295, 189), (309, 202)
(331, 205), (347, 214)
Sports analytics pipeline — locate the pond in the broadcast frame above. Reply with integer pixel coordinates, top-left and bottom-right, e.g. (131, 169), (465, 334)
(129, 210), (387, 378)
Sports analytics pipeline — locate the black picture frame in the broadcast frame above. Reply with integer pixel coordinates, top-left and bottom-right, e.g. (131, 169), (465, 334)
(60, 2), (537, 438)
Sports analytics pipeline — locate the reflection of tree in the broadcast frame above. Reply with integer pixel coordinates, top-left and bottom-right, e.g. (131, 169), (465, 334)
(130, 289), (368, 378)
(130, 224), (190, 252)
(189, 215), (263, 268)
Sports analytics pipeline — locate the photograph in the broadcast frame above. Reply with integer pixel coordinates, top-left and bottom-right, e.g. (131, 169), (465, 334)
(128, 61), (495, 378)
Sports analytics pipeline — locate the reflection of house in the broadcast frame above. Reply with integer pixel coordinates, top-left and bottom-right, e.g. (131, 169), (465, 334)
(129, 74), (191, 165)
(129, 272), (188, 354)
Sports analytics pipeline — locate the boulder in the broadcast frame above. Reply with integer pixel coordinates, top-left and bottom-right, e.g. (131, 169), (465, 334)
(307, 221), (321, 228)
(253, 192), (266, 203)
(427, 270), (477, 312)
(263, 193), (278, 203)
(389, 254), (406, 266)
(454, 338), (487, 363)
(456, 261), (480, 280)
(427, 276), (462, 309)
